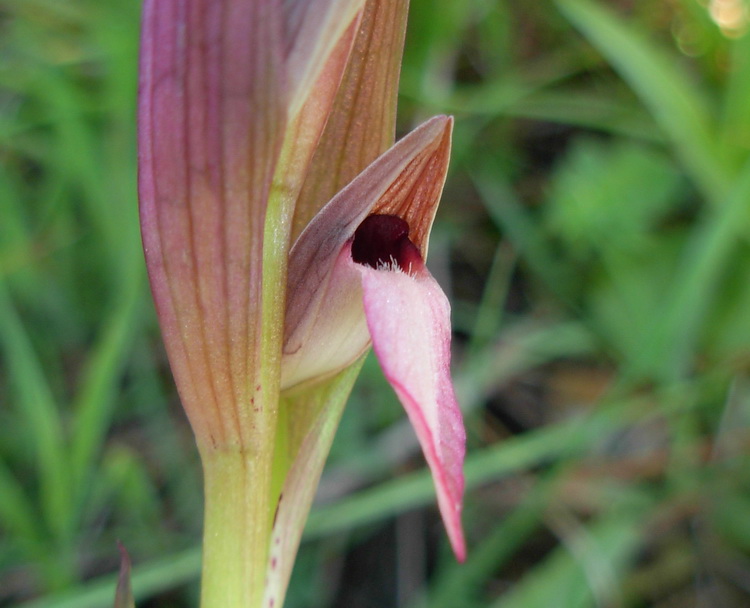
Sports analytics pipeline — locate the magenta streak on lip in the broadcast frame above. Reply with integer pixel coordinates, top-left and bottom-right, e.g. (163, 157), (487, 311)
(351, 214), (423, 273)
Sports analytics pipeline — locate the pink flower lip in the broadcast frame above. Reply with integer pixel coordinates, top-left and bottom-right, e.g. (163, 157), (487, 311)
(352, 239), (466, 561)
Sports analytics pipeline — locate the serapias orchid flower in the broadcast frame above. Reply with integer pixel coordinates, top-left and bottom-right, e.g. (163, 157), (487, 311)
(282, 116), (465, 557)
(138, 0), (465, 606)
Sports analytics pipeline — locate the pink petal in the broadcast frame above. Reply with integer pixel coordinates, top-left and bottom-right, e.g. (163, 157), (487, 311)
(356, 257), (466, 561)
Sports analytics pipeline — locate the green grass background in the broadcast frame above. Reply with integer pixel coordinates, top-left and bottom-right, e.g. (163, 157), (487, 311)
(3, 0), (750, 606)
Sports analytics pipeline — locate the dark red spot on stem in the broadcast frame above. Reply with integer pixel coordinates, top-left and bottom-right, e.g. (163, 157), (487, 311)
(351, 215), (423, 273)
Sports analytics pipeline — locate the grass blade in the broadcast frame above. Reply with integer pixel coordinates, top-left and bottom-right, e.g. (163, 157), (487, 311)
(18, 548), (201, 608)
(556, 0), (729, 203)
(632, 160), (750, 381)
(69, 268), (144, 515)
(0, 285), (71, 546)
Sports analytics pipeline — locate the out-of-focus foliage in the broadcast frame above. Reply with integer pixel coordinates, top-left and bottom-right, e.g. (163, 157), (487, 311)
(2, 0), (750, 607)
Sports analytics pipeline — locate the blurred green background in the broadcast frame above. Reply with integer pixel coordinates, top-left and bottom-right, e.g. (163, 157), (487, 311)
(3, 0), (750, 606)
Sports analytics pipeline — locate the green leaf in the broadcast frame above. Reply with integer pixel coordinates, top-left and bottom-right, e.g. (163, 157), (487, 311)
(69, 266), (144, 518)
(720, 25), (750, 166)
(19, 549), (201, 608)
(633, 160), (750, 381)
(491, 504), (645, 608)
(0, 285), (71, 544)
(546, 138), (681, 258)
(556, 0), (729, 203)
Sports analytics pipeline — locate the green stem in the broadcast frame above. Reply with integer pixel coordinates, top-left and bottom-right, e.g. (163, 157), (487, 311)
(200, 449), (274, 608)
(198, 81), (338, 608)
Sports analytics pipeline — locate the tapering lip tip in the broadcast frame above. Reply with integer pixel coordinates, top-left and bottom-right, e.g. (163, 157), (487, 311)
(455, 547), (467, 563)
(448, 510), (466, 562)
(448, 526), (466, 562)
